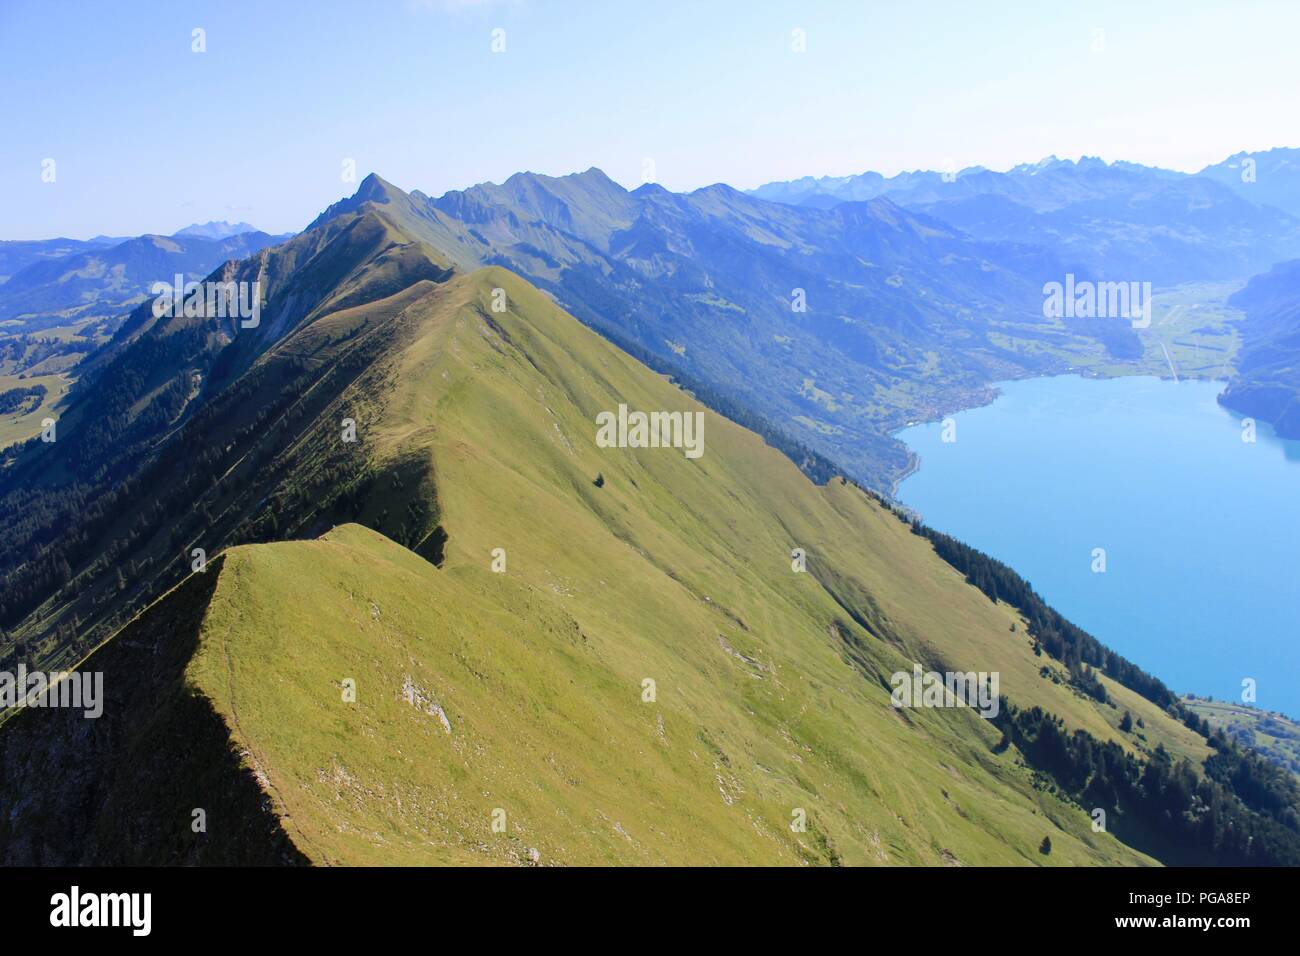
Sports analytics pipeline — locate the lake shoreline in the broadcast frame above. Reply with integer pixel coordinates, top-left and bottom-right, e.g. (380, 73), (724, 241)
(894, 373), (1300, 721)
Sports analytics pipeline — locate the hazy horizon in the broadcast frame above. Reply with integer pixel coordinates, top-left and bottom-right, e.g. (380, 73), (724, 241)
(6, 145), (1295, 243)
(5, 0), (1300, 238)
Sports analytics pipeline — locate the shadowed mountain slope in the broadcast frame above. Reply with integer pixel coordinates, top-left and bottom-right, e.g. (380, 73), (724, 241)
(1220, 258), (1300, 438)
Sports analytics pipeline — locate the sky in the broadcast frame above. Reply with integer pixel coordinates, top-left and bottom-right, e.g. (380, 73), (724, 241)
(3, 0), (1299, 239)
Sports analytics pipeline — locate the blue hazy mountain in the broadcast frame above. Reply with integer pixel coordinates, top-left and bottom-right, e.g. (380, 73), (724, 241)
(173, 220), (262, 240)
(0, 230), (286, 329)
(0, 236), (119, 285)
(1198, 148), (1300, 219)
(1221, 257), (1300, 438)
(752, 155), (1300, 284)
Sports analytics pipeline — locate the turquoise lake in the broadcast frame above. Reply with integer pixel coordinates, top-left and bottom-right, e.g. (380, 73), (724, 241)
(895, 374), (1300, 717)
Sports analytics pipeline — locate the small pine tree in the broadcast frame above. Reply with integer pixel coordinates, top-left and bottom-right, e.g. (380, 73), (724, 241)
(1120, 711), (1134, 733)
(1039, 836), (1052, 855)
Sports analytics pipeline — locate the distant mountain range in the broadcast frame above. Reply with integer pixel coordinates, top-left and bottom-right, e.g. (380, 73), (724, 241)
(751, 150), (1300, 284)
(1199, 148), (1300, 218)
(0, 236), (119, 285)
(0, 227), (285, 330)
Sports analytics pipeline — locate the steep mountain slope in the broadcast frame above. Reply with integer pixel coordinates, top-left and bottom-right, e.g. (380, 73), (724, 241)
(1, 266), (1248, 866)
(0, 225), (312, 451)
(0, 201), (456, 655)
(1219, 258), (1300, 437)
(326, 172), (1123, 489)
(0, 230), (287, 330)
(3, 183), (1295, 866)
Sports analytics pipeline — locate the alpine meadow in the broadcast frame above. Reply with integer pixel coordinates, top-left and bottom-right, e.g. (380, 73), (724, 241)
(1, 0), (1297, 938)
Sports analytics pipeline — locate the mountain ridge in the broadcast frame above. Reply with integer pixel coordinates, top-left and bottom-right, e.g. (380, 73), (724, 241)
(325, 168), (1113, 490)
(7, 260), (1281, 865)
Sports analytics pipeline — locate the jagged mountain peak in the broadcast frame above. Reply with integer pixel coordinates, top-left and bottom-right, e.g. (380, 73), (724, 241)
(354, 172), (407, 204)
(306, 173), (418, 233)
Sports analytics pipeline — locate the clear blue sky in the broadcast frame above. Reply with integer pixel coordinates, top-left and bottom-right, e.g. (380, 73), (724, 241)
(3, 0), (1298, 239)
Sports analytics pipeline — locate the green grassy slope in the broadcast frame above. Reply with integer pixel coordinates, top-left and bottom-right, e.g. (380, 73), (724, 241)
(0, 371), (68, 450)
(0, 205), (460, 665)
(1185, 696), (1300, 778)
(320, 173), (1121, 490)
(5, 265), (1235, 865)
